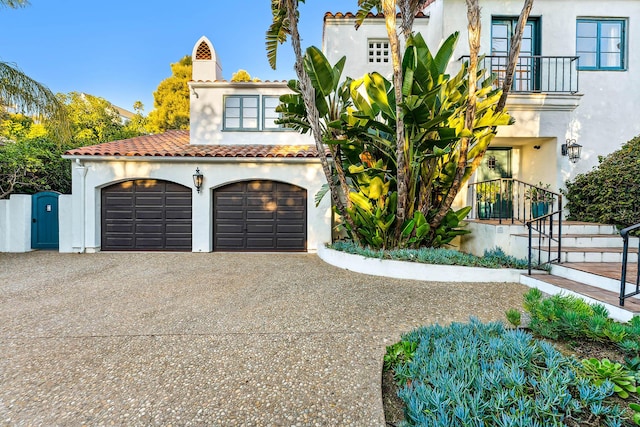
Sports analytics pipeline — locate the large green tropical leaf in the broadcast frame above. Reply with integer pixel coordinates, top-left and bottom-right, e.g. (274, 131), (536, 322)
(0, 61), (67, 133)
(266, 1), (289, 70)
(364, 72), (395, 119)
(266, 0), (305, 70)
(432, 32), (459, 76)
(304, 46), (336, 97)
(354, 0), (381, 29)
(0, 0), (29, 8)
(349, 79), (375, 118)
(332, 56), (347, 91)
(403, 34), (433, 94)
(314, 183), (330, 207)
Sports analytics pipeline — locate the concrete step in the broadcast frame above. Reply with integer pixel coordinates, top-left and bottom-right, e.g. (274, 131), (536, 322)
(550, 263), (622, 293)
(513, 234), (638, 248)
(535, 246), (638, 263)
(548, 222), (618, 235)
(520, 273), (640, 322)
(469, 220), (618, 236)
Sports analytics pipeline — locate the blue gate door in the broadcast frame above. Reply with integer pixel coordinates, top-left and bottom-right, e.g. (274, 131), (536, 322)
(31, 191), (60, 249)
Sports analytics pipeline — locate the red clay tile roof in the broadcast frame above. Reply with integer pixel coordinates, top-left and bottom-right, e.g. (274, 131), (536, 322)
(324, 10), (430, 20)
(64, 130), (321, 158)
(189, 80), (289, 83)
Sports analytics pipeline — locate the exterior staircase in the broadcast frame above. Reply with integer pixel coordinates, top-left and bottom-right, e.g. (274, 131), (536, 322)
(514, 222), (640, 321)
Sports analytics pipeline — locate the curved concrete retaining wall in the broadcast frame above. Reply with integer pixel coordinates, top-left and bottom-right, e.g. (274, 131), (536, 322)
(317, 245), (524, 283)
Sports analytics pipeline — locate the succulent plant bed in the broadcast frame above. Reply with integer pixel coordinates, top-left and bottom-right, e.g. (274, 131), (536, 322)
(330, 241), (530, 269)
(383, 290), (640, 426)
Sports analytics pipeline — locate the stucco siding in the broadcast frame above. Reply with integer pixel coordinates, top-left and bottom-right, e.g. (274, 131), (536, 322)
(324, 0), (640, 189)
(66, 159), (331, 253)
(438, 0), (640, 182)
(189, 82), (314, 146)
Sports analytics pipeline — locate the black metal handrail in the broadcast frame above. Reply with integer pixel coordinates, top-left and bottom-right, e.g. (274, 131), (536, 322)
(526, 210), (563, 274)
(467, 178), (563, 271)
(459, 55), (579, 94)
(467, 178), (561, 224)
(619, 223), (640, 306)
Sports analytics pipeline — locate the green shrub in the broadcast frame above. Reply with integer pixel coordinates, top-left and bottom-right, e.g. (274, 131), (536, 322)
(505, 308), (521, 328)
(329, 241), (529, 269)
(564, 134), (640, 228)
(522, 289), (640, 357)
(389, 319), (623, 426)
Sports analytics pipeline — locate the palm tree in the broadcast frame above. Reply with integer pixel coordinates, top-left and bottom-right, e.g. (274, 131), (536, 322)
(0, 0), (66, 124)
(354, 0), (411, 237)
(266, 0), (362, 239)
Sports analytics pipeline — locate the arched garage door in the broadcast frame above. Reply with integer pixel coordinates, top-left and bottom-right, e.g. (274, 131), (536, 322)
(214, 180), (306, 251)
(101, 180), (192, 251)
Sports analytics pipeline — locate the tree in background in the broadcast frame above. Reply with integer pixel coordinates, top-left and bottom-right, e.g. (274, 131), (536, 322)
(122, 100), (148, 137)
(146, 55), (192, 133)
(0, 111), (70, 197)
(231, 69), (261, 82)
(0, 0), (68, 134)
(0, 94), (146, 198)
(59, 92), (130, 144)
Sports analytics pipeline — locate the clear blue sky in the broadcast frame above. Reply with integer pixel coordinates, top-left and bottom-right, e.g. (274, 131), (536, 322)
(0, 1), (352, 114)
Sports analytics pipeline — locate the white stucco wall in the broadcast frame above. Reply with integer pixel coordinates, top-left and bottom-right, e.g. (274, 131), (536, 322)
(425, 0), (640, 184)
(0, 195), (32, 253)
(491, 94), (582, 192)
(0, 199), (7, 252)
(323, 1), (640, 190)
(460, 222), (529, 260)
(58, 195), (73, 253)
(189, 81), (314, 146)
(63, 157), (331, 254)
(323, 15), (430, 81)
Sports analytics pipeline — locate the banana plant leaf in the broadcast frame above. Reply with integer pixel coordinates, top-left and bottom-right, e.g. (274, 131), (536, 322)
(364, 72), (395, 119)
(304, 46), (336, 97)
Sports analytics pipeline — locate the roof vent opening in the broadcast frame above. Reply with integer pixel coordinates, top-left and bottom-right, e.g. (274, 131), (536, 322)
(195, 42), (212, 60)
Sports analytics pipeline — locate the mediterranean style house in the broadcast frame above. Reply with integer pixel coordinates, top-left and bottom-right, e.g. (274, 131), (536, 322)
(325, 0), (640, 193)
(54, 0), (639, 254)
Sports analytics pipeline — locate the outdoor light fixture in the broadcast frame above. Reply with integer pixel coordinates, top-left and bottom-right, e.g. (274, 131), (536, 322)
(562, 139), (582, 163)
(193, 167), (204, 193)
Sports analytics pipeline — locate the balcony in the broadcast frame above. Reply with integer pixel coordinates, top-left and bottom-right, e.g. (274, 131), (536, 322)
(460, 55), (580, 94)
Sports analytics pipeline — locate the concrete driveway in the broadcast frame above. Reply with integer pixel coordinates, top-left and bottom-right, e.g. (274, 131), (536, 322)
(0, 251), (528, 426)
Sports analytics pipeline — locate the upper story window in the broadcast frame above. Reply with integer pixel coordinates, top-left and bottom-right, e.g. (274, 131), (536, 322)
(223, 95), (290, 131)
(263, 96), (285, 130)
(368, 39), (389, 63)
(224, 95), (259, 130)
(491, 17), (540, 92)
(576, 19), (626, 70)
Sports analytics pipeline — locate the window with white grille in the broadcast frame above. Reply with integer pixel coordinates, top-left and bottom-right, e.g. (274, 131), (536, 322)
(368, 40), (390, 63)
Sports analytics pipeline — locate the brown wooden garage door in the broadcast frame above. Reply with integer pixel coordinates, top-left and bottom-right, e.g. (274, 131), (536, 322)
(102, 180), (192, 251)
(214, 180), (306, 251)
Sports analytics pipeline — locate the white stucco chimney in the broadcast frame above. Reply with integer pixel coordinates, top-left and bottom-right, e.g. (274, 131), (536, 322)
(191, 36), (223, 81)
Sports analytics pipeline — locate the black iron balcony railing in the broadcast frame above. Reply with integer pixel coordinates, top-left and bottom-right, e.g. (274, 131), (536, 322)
(460, 55), (580, 94)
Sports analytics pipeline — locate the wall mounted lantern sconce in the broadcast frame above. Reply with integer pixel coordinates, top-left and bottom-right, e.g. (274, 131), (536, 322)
(562, 139), (582, 163)
(193, 167), (204, 193)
